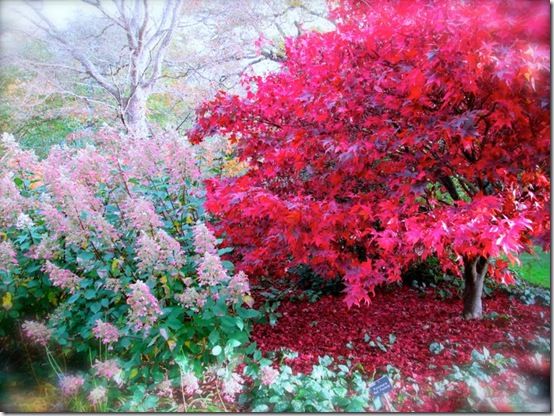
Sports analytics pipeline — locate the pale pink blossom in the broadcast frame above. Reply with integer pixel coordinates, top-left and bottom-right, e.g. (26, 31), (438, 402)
(175, 287), (207, 311)
(127, 281), (162, 332)
(39, 202), (70, 235)
(59, 375), (85, 396)
(22, 320), (51, 346)
(1, 133), (39, 174)
(0, 174), (26, 227)
(27, 234), (58, 260)
(197, 252), (228, 286)
(0, 240), (17, 272)
(135, 230), (183, 272)
(181, 371), (200, 395)
(123, 136), (165, 180)
(43, 261), (81, 293)
(156, 230), (184, 268)
(260, 366), (279, 386)
(193, 222), (217, 255)
(40, 155), (118, 245)
(156, 379), (174, 399)
(88, 386), (107, 405)
(70, 145), (112, 186)
(103, 278), (122, 292)
(227, 271), (250, 299)
(92, 320), (119, 344)
(93, 359), (121, 382)
(135, 231), (160, 271)
(121, 197), (163, 231)
(120, 134), (200, 188)
(222, 372), (244, 402)
(161, 134), (201, 188)
(15, 213), (34, 229)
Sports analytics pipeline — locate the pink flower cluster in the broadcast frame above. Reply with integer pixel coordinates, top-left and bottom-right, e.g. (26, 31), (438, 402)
(156, 379), (174, 399)
(0, 129), (207, 269)
(39, 202), (69, 235)
(88, 385), (107, 406)
(92, 359), (121, 381)
(260, 366), (279, 386)
(92, 320), (119, 344)
(221, 372), (244, 402)
(22, 320), (51, 346)
(0, 240), (17, 272)
(197, 252), (229, 287)
(119, 133), (200, 191)
(15, 213), (34, 229)
(135, 230), (183, 273)
(161, 134), (201, 190)
(175, 287), (207, 311)
(181, 371), (200, 395)
(121, 197), (163, 231)
(193, 222), (217, 255)
(43, 261), (81, 293)
(27, 235), (57, 260)
(70, 145), (112, 186)
(103, 278), (122, 292)
(40, 151), (119, 246)
(0, 174), (28, 228)
(1, 133), (39, 175)
(126, 281), (162, 332)
(59, 375), (85, 396)
(227, 271), (250, 299)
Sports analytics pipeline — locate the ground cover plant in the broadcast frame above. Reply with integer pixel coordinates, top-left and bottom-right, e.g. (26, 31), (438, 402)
(0, 0), (551, 412)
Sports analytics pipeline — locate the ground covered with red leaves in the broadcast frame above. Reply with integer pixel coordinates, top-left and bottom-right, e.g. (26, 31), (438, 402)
(252, 285), (550, 411)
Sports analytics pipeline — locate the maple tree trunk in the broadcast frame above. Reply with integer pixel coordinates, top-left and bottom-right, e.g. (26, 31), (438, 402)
(462, 256), (489, 319)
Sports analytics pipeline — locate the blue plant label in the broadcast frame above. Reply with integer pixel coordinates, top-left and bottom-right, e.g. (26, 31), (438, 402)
(370, 376), (393, 397)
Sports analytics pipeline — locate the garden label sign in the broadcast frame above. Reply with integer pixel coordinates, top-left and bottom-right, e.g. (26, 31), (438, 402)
(370, 376), (395, 411)
(370, 375), (392, 396)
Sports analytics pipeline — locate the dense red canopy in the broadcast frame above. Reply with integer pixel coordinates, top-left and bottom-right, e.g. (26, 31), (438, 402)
(191, 0), (550, 306)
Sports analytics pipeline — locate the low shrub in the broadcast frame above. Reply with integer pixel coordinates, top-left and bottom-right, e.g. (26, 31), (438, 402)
(0, 131), (258, 410)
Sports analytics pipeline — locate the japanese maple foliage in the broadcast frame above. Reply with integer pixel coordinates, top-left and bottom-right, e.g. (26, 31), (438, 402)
(190, 0), (550, 312)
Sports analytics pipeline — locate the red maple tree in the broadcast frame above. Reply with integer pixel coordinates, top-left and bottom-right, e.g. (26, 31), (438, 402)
(191, 0), (550, 318)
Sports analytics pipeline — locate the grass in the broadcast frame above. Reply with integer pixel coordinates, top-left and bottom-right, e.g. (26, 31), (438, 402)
(17, 117), (84, 158)
(513, 249), (551, 288)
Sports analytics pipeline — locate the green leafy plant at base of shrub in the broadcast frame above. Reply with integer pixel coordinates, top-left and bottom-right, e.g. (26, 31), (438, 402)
(241, 355), (378, 412)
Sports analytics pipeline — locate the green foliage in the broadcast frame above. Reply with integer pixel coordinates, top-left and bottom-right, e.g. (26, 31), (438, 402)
(146, 93), (180, 128)
(447, 349), (516, 408)
(429, 342), (445, 355)
(290, 264), (345, 302)
(402, 257), (444, 288)
(242, 355), (378, 412)
(363, 332), (396, 352)
(496, 277), (551, 306)
(17, 117), (85, 158)
(0, 64), (87, 158)
(511, 249), (550, 288)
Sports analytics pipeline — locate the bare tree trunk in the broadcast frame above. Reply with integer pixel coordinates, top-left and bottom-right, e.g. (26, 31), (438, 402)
(123, 87), (149, 137)
(462, 256), (488, 319)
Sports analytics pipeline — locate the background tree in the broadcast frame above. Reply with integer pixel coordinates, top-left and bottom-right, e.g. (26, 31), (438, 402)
(0, 0), (332, 144)
(23, 0), (183, 137)
(191, 0), (550, 319)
